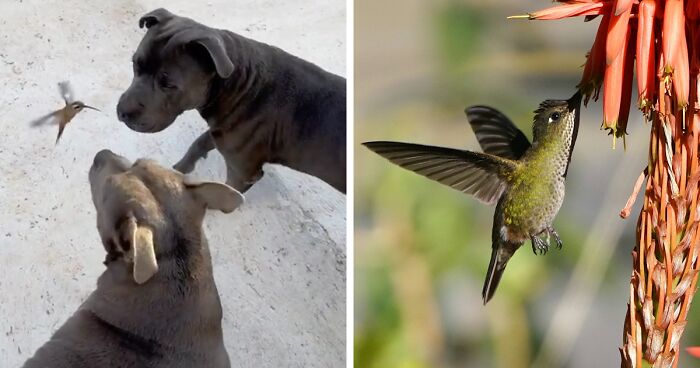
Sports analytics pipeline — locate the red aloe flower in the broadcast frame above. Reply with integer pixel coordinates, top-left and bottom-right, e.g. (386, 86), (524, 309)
(509, 2), (611, 20)
(636, 0), (656, 113)
(512, 1), (700, 367)
(578, 14), (610, 104)
(606, 1), (631, 65)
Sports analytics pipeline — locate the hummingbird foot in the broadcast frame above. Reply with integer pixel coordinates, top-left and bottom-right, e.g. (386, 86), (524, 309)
(530, 235), (549, 255)
(548, 226), (563, 249)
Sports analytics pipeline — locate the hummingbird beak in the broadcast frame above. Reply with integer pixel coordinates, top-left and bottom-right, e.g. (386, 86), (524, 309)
(567, 91), (582, 112)
(83, 105), (100, 111)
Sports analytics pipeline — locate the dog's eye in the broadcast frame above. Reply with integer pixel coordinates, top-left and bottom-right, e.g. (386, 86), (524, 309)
(158, 74), (176, 90)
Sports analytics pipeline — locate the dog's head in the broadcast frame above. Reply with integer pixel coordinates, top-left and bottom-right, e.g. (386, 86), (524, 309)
(117, 8), (234, 132)
(89, 149), (244, 284)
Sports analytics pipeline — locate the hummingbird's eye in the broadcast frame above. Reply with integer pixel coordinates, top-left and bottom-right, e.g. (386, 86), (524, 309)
(549, 112), (561, 123)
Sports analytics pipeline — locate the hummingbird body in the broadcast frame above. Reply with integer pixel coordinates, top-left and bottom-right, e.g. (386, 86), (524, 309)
(499, 112), (575, 242)
(30, 81), (99, 144)
(364, 92), (581, 304)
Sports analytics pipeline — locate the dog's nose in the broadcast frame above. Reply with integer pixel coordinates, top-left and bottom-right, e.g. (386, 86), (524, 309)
(92, 149), (131, 171)
(117, 107), (141, 122)
(116, 99), (144, 123)
(93, 149), (116, 169)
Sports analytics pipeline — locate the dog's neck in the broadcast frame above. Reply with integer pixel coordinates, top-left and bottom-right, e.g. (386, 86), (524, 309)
(86, 227), (223, 345)
(197, 33), (283, 184)
(199, 31), (269, 122)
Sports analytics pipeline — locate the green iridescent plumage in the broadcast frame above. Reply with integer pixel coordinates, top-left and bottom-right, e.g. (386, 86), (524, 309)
(364, 91), (582, 304)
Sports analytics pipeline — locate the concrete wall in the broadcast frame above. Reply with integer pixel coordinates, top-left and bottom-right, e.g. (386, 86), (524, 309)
(0, 1), (346, 367)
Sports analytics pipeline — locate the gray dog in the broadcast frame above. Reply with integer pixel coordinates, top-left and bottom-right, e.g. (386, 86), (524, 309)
(117, 8), (346, 193)
(23, 150), (243, 368)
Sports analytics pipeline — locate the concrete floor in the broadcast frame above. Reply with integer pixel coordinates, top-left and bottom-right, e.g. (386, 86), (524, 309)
(0, 1), (346, 367)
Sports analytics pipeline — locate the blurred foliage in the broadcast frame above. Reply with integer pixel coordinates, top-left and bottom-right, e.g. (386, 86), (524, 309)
(355, 1), (700, 367)
(434, 4), (484, 71)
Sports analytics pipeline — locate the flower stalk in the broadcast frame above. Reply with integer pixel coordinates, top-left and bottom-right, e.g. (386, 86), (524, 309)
(512, 1), (700, 366)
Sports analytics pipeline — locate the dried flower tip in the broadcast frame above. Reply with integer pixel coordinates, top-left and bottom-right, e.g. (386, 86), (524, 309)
(670, 321), (688, 351)
(620, 169), (648, 218)
(625, 334), (637, 365)
(652, 263), (667, 295)
(672, 270), (699, 300)
(671, 249), (685, 277)
(653, 353), (675, 368)
(659, 302), (674, 329)
(636, 280), (645, 302)
(646, 326), (665, 361)
(643, 296), (654, 329)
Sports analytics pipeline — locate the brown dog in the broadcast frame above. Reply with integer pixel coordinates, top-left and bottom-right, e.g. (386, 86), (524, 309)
(117, 8), (346, 193)
(22, 150), (243, 368)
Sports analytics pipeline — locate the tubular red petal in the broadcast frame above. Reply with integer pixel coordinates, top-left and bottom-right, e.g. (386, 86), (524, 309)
(579, 14), (610, 104)
(603, 27), (631, 130)
(673, 35), (690, 108)
(617, 29), (636, 141)
(663, 0), (684, 69)
(606, 3), (631, 65)
(614, 0), (634, 16)
(636, 0), (657, 110)
(526, 2), (609, 20)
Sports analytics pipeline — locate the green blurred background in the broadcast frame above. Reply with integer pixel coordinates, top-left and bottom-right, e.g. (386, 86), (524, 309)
(354, 0), (700, 367)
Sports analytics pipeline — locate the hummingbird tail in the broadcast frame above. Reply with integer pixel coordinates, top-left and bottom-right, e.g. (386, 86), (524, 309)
(482, 246), (511, 305)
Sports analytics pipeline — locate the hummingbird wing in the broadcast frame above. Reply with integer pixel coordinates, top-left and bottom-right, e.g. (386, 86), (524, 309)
(29, 110), (61, 127)
(363, 141), (517, 205)
(58, 81), (75, 104)
(465, 106), (531, 160)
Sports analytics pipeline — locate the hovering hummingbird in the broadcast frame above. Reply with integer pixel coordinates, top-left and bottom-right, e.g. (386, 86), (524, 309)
(363, 91), (582, 304)
(30, 81), (99, 144)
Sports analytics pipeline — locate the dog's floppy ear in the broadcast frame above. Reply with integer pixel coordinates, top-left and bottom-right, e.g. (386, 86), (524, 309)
(184, 179), (245, 213)
(194, 36), (235, 78)
(139, 8), (174, 29)
(165, 29), (235, 78)
(121, 215), (158, 284)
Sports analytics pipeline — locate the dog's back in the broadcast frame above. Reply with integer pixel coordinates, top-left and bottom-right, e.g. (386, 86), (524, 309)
(213, 29), (347, 190)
